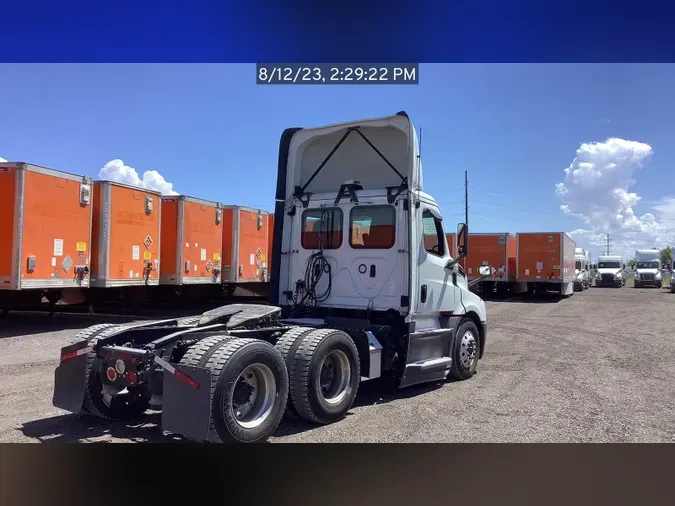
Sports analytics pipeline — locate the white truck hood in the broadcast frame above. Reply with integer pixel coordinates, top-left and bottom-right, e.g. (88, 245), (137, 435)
(597, 268), (621, 276)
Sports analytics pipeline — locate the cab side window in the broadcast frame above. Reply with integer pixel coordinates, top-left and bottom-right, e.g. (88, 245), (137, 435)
(422, 209), (445, 257)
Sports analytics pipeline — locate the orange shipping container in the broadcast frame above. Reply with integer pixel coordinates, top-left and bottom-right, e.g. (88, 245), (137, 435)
(0, 162), (93, 290)
(222, 206), (271, 283)
(159, 196), (223, 285)
(90, 181), (161, 287)
(464, 233), (516, 281)
(516, 232), (576, 283)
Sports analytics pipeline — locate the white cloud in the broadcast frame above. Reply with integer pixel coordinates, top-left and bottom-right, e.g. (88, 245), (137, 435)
(556, 138), (675, 258)
(98, 159), (178, 195)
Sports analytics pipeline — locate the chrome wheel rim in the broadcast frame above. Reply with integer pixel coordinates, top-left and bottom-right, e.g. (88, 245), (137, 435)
(319, 350), (351, 405)
(231, 363), (276, 429)
(459, 330), (478, 370)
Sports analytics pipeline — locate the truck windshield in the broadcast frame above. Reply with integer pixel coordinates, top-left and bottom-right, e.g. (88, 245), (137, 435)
(301, 208), (343, 250)
(636, 261), (660, 269)
(575, 261), (583, 270)
(598, 261), (620, 269)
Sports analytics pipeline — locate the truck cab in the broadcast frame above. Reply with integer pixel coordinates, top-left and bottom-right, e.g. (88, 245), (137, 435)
(595, 255), (625, 288)
(574, 247), (590, 291)
(634, 248), (662, 288)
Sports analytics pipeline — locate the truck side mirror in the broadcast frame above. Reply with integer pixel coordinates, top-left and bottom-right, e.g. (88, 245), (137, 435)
(446, 223), (468, 270)
(623, 263), (626, 269)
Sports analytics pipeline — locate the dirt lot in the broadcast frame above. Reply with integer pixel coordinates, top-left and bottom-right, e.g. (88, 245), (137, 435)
(1, 284), (674, 443)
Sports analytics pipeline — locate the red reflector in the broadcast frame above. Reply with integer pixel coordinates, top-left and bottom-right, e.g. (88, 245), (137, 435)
(174, 369), (199, 389)
(127, 370), (138, 384)
(60, 351), (78, 361)
(106, 367), (117, 382)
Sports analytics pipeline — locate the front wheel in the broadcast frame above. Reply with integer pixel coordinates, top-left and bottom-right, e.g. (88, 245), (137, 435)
(450, 319), (480, 381)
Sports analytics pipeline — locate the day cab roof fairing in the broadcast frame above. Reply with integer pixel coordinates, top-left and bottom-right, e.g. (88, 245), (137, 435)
(276, 111), (423, 204)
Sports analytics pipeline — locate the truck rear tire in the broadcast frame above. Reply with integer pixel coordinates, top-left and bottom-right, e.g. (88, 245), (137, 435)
(180, 335), (235, 369)
(449, 319), (480, 381)
(289, 329), (360, 425)
(76, 324), (150, 420)
(274, 326), (315, 418)
(208, 338), (289, 443)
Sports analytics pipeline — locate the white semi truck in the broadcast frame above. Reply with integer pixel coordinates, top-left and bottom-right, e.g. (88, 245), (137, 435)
(51, 112), (492, 443)
(573, 247), (590, 291)
(595, 255), (625, 288)
(634, 248), (662, 288)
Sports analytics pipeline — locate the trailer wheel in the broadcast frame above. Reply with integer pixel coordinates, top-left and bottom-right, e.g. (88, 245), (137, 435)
(80, 325), (150, 420)
(449, 319), (480, 381)
(275, 326), (315, 418)
(208, 338), (288, 443)
(289, 329), (360, 425)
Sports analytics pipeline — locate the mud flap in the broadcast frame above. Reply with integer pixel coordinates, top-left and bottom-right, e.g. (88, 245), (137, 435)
(161, 364), (212, 442)
(52, 340), (91, 413)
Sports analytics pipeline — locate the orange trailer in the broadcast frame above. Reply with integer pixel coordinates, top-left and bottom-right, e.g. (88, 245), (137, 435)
(222, 206), (271, 283)
(159, 195), (223, 285)
(516, 232), (576, 296)
(90, 181), (161, 287)
(0, 162), (93, 291)
(464, 233), (516, 281)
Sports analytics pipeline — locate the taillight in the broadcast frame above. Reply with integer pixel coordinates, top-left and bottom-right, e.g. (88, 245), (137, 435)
(127, 370), (138, 384)
(106, 367), (117, 382)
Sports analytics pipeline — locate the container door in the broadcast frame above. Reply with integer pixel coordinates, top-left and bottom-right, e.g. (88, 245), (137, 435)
(0, 166), (17, 287)
(20, 169), (92, 288)
(236, 209), (269, 282)
(518, 233), (562, 281)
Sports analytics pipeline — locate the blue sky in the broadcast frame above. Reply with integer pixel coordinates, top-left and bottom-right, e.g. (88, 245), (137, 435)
(1, 64), (674, 258)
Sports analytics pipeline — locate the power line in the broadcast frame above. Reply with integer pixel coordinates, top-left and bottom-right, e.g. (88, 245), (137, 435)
(464, 170), (469, 226)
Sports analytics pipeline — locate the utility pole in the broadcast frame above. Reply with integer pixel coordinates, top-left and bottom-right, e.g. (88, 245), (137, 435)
(605, 234), (612, 256)
(464, 170), (469, 225)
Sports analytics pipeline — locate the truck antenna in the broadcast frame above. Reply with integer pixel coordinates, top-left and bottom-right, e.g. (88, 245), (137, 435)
(418, 127), (422, 158)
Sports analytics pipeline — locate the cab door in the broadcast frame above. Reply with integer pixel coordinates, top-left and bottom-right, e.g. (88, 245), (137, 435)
(415, 203), (456, 317)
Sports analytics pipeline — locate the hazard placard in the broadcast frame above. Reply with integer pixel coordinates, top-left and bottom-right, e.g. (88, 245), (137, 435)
(144, 235), (153, 249)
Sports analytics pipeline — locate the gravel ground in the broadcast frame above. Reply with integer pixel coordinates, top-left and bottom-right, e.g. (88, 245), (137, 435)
(1, 284), (674, 443)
